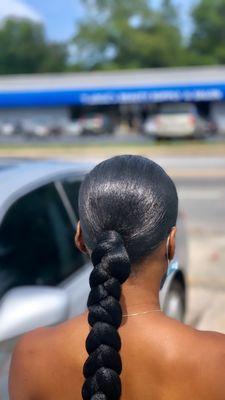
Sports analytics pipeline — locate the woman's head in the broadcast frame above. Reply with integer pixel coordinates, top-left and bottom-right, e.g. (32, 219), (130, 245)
(78, 154), (178, 264)
(77, 155), (178, 400)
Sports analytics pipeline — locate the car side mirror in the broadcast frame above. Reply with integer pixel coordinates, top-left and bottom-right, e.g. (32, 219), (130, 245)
(0, 286), (69, 343)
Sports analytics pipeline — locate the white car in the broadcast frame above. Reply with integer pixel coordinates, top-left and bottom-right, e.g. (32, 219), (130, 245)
(21, 120), (51, 137)
(0, 159), (187, 399)
(0, 123), (18, 136)
(78, 114), (115, 136)
(143, 103), (216, 139)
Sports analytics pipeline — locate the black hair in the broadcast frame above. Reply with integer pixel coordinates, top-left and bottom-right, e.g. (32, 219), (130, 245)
(78, 155), (178, 400)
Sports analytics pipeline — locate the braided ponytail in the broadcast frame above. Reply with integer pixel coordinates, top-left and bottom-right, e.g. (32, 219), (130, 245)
(79, 155), (178, 399)
(82, 231), (131, 400)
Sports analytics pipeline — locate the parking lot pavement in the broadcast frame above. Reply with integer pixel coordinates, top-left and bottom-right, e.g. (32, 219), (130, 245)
(186, 286), (225, 333)
(196, 291), (225, 333)
(159, 157), (224, 334)
(187, 232), (225, 287)
(184, 232), (225, 334)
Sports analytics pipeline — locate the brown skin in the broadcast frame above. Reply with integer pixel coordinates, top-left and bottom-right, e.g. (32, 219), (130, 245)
(9, 223), (225, 400)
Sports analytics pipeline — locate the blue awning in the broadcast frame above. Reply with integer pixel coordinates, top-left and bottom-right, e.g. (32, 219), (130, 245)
(0, 82), (225, 107)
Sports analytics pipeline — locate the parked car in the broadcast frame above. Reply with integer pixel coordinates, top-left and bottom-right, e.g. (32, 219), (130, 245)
(0, 122), (20, 137)
(64, 120), (83, 136)
(0, 158), (187, 399)
(21, 120), (51, 138)
(143, 103), (216, 139)
(77, 113), (115, 136)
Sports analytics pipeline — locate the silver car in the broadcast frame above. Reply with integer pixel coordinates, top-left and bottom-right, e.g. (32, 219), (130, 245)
(0, 158), (187, 399)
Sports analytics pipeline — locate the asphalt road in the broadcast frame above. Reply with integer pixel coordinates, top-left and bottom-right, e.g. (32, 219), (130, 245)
(161, 157), (225, 333)
(156, 158), (225, 241)
(0, 132), (225, 145)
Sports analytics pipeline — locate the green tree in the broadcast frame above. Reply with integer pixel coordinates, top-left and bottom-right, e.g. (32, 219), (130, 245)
(71, 0), (184, 70)
(161, 0), (178, 26)
(189, 0), (225, 65)
(0, 18), (68, 74)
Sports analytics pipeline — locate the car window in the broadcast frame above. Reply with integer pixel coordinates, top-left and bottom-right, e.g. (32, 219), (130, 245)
(0, 183), (85, 299)
(62, 176), (82, 218)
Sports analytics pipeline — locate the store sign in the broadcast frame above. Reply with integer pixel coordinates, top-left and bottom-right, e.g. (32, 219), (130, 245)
(0, 83), (224, 107)
(80, 87), (224, 105)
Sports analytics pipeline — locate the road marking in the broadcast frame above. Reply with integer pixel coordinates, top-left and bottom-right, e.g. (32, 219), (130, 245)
(179, 189), (223, 200)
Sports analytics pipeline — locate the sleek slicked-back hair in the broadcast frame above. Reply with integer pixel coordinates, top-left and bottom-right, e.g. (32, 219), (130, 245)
(78, 155), (178, 400)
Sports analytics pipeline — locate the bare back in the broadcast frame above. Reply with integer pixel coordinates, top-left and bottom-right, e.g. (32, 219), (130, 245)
(9, 312), (225, 400)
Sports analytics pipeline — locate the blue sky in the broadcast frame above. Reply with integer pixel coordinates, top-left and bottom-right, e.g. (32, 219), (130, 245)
(0, 0), (197, 41)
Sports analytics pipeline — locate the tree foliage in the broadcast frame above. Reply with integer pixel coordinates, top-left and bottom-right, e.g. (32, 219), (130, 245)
(189, 0), (225, 65)
(72, 0), (184, 70)
(0, 18), (68, 74)
(0, 0), (225, 75)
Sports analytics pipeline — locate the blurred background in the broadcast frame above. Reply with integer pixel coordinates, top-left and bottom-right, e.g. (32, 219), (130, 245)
(0, 0), (225, 398)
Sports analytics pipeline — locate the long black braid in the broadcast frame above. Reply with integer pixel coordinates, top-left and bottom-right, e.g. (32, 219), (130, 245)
(82, 231), (130, 400)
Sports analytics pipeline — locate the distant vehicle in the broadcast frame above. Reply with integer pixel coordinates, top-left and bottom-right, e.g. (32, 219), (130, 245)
(64, 121), (83, 136)
(0, 123), (19, 136)
(143, 103), (217, 139)
(0, 159), (187, 399)
(49, 124), (64, 137)
(22, 119), (67, 138)
(78, 113), (115, 136)
(21, 120), (51, 138)
(33, 124), (50, 137)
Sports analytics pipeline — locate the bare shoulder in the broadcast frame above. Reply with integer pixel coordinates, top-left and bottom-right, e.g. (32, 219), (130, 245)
(136, 315), (224, 399)
(196, 328), (225, 369)
(132, 314), (225, 376)
(9, 326), (50, 399)
(161, 316), (225, 388)
(9, 313), (89, 399)
(162, 315), (225, 359)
